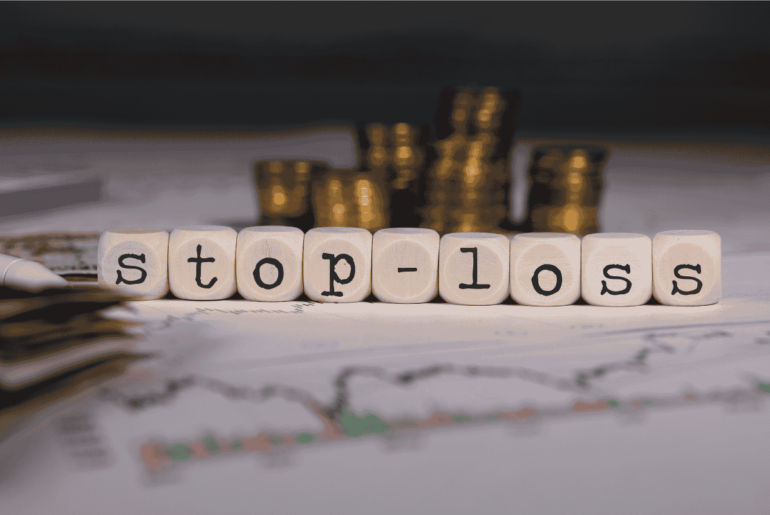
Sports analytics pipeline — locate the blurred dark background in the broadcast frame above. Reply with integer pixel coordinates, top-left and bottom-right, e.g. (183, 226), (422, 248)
(1, 2), (769, 138)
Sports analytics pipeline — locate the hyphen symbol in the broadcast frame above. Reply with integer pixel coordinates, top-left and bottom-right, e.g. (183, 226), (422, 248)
(398, 268), (418, 273)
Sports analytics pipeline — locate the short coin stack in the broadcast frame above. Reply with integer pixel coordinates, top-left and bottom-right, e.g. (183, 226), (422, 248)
(311, 168), (390, 233)
(523, 146), (607, 236)
(98, 226), (722, 308)
(254, 160), (322, 232)
(421, 87), (520, 235)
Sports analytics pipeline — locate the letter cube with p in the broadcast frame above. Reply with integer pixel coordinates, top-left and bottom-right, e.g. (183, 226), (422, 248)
(169, 226), (237, 300)
(303, 227), (372, 302)
(581, 233), (652, 306)
(98, 229), (169, 300)
(236, 226), (304, 301)
(653, 230), (721, 306)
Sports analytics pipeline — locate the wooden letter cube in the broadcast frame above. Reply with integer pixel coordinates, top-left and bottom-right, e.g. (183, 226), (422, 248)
(372, 228), (439, 303)
(98, 229), (169, 300)
(510, 233), (581, 306)
(169, 226), (237, 300)
(236, 226), (304, 301)
(581, 233), (652, 306)
(439, 232), (509, 305)
(653, 230), (721, 306)
(303, 227), (372, 303)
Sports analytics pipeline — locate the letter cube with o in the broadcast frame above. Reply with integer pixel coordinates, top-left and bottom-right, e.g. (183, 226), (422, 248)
(439, 232), (510, 305)
(236, 226), (304, 301)
(303, 227), (372, 302)
(169, 226), (237, 300)
(581, 233), (652, 306)
(98, 229), (169, 300)
(510, 233), (581, 306)
(372, 228), (440, 303)
(653, 230), (721, 306)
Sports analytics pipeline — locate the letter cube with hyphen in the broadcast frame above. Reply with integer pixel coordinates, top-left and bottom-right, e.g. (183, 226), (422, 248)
(653, 230), (721, 306)
(439, 232), (510, 305)
(303, 227), (372, 302)
(98, 229), (169, 300)
(510, 233), (581, 306)
(581, 233), (652, 306)
(169, 226), (237, 300)
(236, 226), (304, 301)
(372, 228), (440, 303)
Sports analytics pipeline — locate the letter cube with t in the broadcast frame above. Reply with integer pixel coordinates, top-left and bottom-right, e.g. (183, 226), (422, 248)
(581, 233), (652, 306)
(98, 229), (169, 300)
(510, 233), (581, 306)
(169, 226), (237, 300)
(439, 232), (510, 305)
(303, 227), (372, 302)
(236, 226), (304, 301)
(372, 228), (439, 303)
(653, 230), (721, 306)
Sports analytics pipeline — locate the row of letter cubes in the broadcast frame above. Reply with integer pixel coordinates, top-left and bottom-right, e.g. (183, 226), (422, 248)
(97, 227), (721, 306)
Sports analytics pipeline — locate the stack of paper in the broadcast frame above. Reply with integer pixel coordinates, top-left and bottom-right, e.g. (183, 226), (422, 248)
(0, 285), (144, 437)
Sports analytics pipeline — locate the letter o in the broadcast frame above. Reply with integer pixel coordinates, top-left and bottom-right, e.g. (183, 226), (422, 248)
(531, 264), (562, 296)
(254, 257), (284, 290)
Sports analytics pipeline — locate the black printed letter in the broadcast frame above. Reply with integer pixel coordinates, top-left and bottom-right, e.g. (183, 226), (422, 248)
(253, 257), (284, 290)
(187, 245), (217, 289)
(458, 248), (491, 290)
(531, 264), (562, 296)
(116, 253), (147, 285)
(322, 253), (355, 297)
(600, 264), (632, 295)
(671, 264), (702, 295)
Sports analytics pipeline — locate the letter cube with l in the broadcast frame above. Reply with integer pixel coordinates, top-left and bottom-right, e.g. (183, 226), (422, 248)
(510, 233), (581, 306)
(653, 230), (721, 306)
(581, 233), (652, 306)
(303, 227), (372, 302)
(98, 229), (169, 300)
(372, 228), (439, 303)
(169, 226), (237, 300)
(439, 232), (509, 305)
(236, 226), (304, 301)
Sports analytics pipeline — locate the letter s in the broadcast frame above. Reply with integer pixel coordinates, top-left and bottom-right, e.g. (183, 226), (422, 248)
(671, 264), (702, 295)
(116, 253), (147, 285)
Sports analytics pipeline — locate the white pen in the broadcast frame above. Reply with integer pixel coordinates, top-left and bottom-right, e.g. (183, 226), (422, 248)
(0, 253), (69, 292)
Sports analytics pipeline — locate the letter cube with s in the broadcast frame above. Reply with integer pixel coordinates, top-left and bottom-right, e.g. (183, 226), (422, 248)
(303, 227), (372, 302)
(510, 233), (581, 306)
(169, 226), (237, 300)
(439, 232), (510, 305)
(581, 233), (652, 306)
(653, 230), (721, 306)
(98, 229), (169, 300)
(236, 226), (304, 301)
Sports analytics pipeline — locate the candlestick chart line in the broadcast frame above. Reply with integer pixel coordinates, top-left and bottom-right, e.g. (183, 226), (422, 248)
(92, 323), (770, 475)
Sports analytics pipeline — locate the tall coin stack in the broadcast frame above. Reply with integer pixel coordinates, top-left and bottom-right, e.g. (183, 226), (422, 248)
(389, 122), (427, 227)
(421, 87), (521, 235)
(523, 146), (607, 236)
(254, 160), (322, 232)
(354, 122), (427, 228)
(310, 125), (390, 232)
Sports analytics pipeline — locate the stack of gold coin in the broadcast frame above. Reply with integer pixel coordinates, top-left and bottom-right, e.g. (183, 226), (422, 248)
(311, 168), (389, 232)
(355, 122), (427, 228)
(389, 123), (426, 227)
(523, 146), (607, 236)
(421, 87), (520, 235)
(254, 160), (323, 231)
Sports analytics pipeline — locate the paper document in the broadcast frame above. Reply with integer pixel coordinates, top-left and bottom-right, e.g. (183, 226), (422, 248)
(2, 251), (770, 515)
